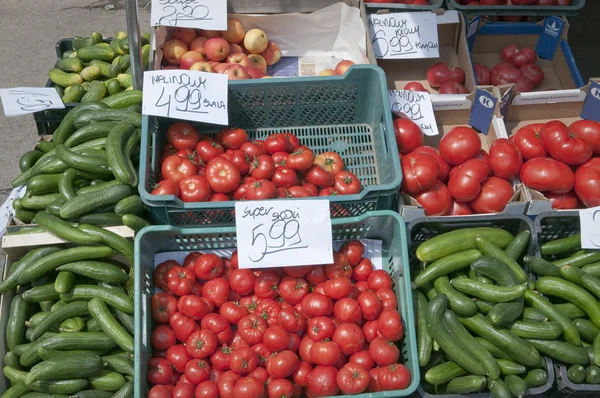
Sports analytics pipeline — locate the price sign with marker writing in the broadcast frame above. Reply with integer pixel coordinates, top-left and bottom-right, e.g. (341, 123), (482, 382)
(235, 200), (334, 269)
(580, 206), (600, 250)
(389, 89), (439, 136)
(151, 0), (227, 31)
(142, 70), (228, 126)
(0, 87), (64, 117)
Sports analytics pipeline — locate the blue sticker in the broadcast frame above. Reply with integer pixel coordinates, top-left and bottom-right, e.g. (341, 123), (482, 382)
(500, 86), (513, 119)
(466, 16), (480, 53)
(267, 57), (299, 77)
(536, 17), (564, 61)
(581, 81), (600, 122)
(469, 88), (497, 135)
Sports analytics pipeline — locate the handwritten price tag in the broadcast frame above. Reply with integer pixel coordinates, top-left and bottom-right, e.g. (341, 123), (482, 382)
(0, 88), (64, 117)
(151, 0), (227, 30)
(235, 200), (334, 269)
(389, 90), (439, 136)
(580, 206), (600, 250)
(142, 70), (228, 125)
(368, 12), (439, 59)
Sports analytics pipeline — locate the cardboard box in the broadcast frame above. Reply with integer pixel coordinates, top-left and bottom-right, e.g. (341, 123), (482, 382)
(399, 88), (528, 223)
(377, 10), (477, 106)
(151, 1), (376, 77)
(468, 16), (584, 106)
(502, 79), (600, 216)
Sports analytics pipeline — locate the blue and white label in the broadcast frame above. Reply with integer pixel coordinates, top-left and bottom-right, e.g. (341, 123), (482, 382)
(581, 80), (600, 122)
(500, 86), (513, 119)
(536, 16), (565, 61)
(466, 16), (480, 53)
(469, 88), (497, 135)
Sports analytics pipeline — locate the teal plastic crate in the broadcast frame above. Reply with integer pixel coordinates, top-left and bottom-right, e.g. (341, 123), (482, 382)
(134, 210), (419, 397)
(447, 0), (585, 17)
(138, 65), (401, 226)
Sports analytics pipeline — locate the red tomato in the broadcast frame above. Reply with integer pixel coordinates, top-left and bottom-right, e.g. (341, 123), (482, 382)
(319, 187), (339, 197)
(292, 361), (313, 387)
(308, 316), (336, 341)
(337, 363), (369, 394)
(278, 276), (309, 305)
(183, 252), (202, 270)
(196, 141), (225, 163)
(149, 357), (173, 385)
(278, 307), (307, 333)
(221, 301), (248, 325)
(469, 177), (514, 214)
(149, 385), (172, 398)
(368, 367), (383, 392)
(168, 122), (200, 150)
(357, 291), (383, 321)
(575, 158), (600, 207)
(403, 81), (429, 92)
(201, 314), (232, 345)
(287, 146), (316, 172)
(447, 158), (490, 202)
(540, 120), (593, 165)
(510, 123), (547, 160)
(426, 62), (465, 87)
(250, 155), (276, 180)
(412, 146), (450, 182)
(162, 155), (197, 184)
(170, 312), (199, 342)
(520, 64), (545, 88)
(339, 240), (364, 266)
(205, 158), (241, 194)
(314, 152), (345, 175)
(353, 258), (373, 281)
(545, 191), (579, 209)
(378, 363), (411, 391)
(167, 266), (195, 296)
(334, 298), (362, 323)
(520, 157), (575, 194)
(152, 179), (179, 196)
(227, 269), (255, 296)
(449, 200), (474, 215)
(377, 308), (404, 342)
(350, 350), (375, 370)
(439, 127), (482, 165)
(287, 185), (313, 198)
(152, 293), (178, 324)
(262, 325), (290, 352)
(332, 323), (365, 356)
(178, 175), (211, 202)
(177, 148), (201, 167)
(393, 119), (424, 154)
(249, 367), (269, 383)
(302, 183), (319, 196)
(368, 270), (393, 291)
(173, 382), (196, 396)
(310, 340), (342, 366)
(305, 165), (335, 188)
(334, 171), (361, 195)
(267, 350), (299, 379)
(238, 314), (268, 345)
(241, 141), (266, 159)
(229, 346), (258, 375)
(302, 293), (334, 317)
(245, 179), (277, 200)
(177, 295), (210, 320)
(401, 152), (440, 195)
(152, 324), (177, 350)
(216, 128), (248, 150)
(570, 120), (600, 155)
(254, 271), (281, 300)
(230, 149), (251, 175)
(210, 345), (233, 370)
(201, 278), (230, 308)
(326, 251), (353, 279)
(240, 295), (260, 313)
(218, 371), (241, 398)
(267, 378), (294, 398)
(377, 289), (398, 309)
(506, 45), (537, 68)
(307, 366), (339, 397)
(185, 359), (211, 384)
(233, 376), (266, 398)
(272, 151), (290, 167)
(369, 337), (400, 366)
(488, 138), (523, 180)
(299, 335), (316, 364)
(265, 134), (294, 155)
(271, 167), (299, 188)
(186, 329), (218, 359)
(474, 63), (491, 85)
(252, 343), (272, 367)
(439, 81), (469, 94)
(322, 277), (351, 300)
(414, 180), (452, 216)
(166, 344), (192, 373)
(195, 380), (219, 398)
(305, 266), (327, 285)
(194, 254), (223, 281)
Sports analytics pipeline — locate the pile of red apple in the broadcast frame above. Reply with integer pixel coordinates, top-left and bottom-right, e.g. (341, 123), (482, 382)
(457, 0), (573, 5)
(395, 118), (519, 216)
(511, 120), (600, 209)
(474, 44), (544, 92)
(161, 19), (282, 80)
(152, 122), (363, 203)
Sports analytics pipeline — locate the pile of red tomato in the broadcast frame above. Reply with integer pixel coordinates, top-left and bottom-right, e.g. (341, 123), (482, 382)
(152, 122), (361, 202)
(148, 241), (411, 398)
(395, 118), (517, 216)
(512, 120), (600, 208)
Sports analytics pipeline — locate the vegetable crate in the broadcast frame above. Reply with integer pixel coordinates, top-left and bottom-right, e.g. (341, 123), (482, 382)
(534, 211), (599, 397)
(134, 210), (419, 397)
(364, 0), (444, 11)
(139, 65), (401, 226)
(446, 0), (585, 17)
(406, 214), (555, 398)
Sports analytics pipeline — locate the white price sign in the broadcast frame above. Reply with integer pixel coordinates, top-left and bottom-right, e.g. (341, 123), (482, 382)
(368, 12), (439, 59)
(389, 90), (439, 136)
(235, 200), (334, 269)
(142, 70), (228, 126)
(151, 0), (227, 31)
(580, 206), (600, 249)
(0, 88), (65, 117)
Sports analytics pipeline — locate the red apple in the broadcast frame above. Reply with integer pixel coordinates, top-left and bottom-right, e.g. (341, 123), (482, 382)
(190, 61), (215, 73)
(180, 51), (205, 70)
(473, 63), (491, 85)
(215, 63), (231, 74)
(209, 61), (220, 68)
(162, 39), (188, 66)
(247, 66), (267, 79)
(261, 41), (281, 66)
(221, 18), (245, 44)
(227, 53), (251, 69)
(172, 28), (197, 45)
(244, 29), (269, 54)
(198, 30), (221, 39)
(319, 69), (336, 76)
(224, 64), (249, 80)
(229, 43), (244, 55)
(204, 37), (230, 62)
(335, 60), (355, 75)
(248, 54), (268, 74)
(189, 37), (208, 56)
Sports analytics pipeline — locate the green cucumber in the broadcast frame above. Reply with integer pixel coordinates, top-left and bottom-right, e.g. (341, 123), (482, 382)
(523, 368), (548, 388)
(78, 212), (123, 226)
(77, 179), (120, 195)
(424, 361), (468, 386)
(524, 290), (581, 346)
(505, 375), (528, 398)
(11, 167), (33, 187)
(554, 250), (600, 268)
(29, 301), (90, 341)
(444, 375), (487, 394)
(106, 122), (136, 186)
(433, 277), (477, 317)
(57, 261), (128, 283)
(76, 224), (133, 266)
(504, 230), (531, 261)
(416, 291), (433, 367)
(34, 211), (100, 244)
(586, 365), (600, 384)
(36, 140), (56, 153)
(88, 370), (126, 391)
(525, 339), (589, 365)
(88, 298), (134, 353)
(414, 250), (482, 288)
(510, 321), (563, 340)
(29, 379), (89, 394)
(450, 276), (527, 303)
(541, 234), (581, 256)
(557, 303), (587, 320)
(121, 214), (149, 233)
(55, 144), (112, 175)
(475, 236), (528, 283)
(487, 378), (511, 398)
(14, 209), (37, 224)
(22, 283), (60, 302)
(6, 294), (31, 351)
(594, 331), (600, 367)
(64, 122), (117, 148)
(60, 285), (133, 314)
(473, 337), (511, 360)
(574, 319), (600, 343)
(54, 271), (75, 294)
(53, 102), (109, 145)
(3, 366), (27, 384)
(468, 270), (494, 285)
(21, 193), (61, 210)
(568, 364), (586, 384)
(25, 352), (103, 385)
(110, 381), (133, 398)
(0, 247), (63, 293)
(582, 262), (600, 277)
(59, 316), (86, 332)
(2, 384), (31, 398)
(496, 358), (527, 375)
(70, 390), (113, 398)
(114, 195), (143, 216)
(115, 310), (135, 335)
(100, 90), (142, 109)
(60, 184), (133, 219)
(5, 351), (21, 370)
(58, 168), (79, 200)
(20, 151), (44, 172)
(20, 333), (116, 367)
(416, 227), (514, 262)
(73, 109), (141, 129)
(475, 300), (493, 314)
(102, 355), (134, 376)
(524, 255), (561, 277)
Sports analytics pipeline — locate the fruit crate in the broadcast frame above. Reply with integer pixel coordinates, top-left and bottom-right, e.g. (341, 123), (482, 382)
(364, 0), (444, 11)
(534, 211), (599, 397)
(134, 210), (419, 397)
(407, 214), (555, 398)
(139, 65), (401, 226)
(447, 0), (585, 17)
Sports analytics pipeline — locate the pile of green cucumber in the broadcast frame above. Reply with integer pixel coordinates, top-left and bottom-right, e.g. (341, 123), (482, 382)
(414, 227), (549, 397)
(528, 233), (600, 387)
(10, 96), (149, 233)
(1, 223), (134, 398)
(48, 31), (150, 104)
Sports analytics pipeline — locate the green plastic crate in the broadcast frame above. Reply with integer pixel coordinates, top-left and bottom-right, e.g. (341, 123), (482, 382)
(134, 210), (419, 397)
(447, 0), (585, 17)
(138, 65), (401, 226)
